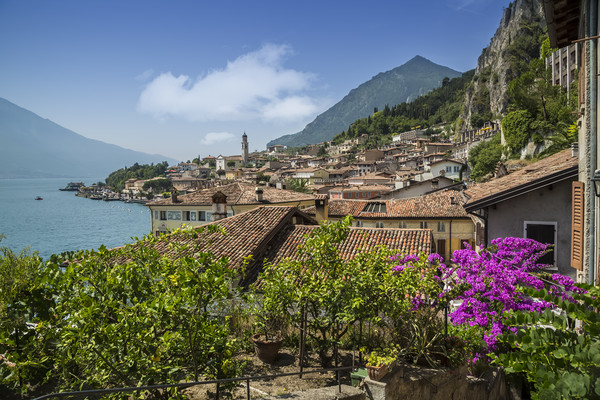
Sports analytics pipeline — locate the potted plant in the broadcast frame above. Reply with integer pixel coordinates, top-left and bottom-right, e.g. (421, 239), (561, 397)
(249, 290), (287, 364)
(365, 347), (398, 381)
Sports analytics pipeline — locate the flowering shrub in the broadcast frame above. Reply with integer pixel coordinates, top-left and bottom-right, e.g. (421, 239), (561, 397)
(439, 237), (583, 351)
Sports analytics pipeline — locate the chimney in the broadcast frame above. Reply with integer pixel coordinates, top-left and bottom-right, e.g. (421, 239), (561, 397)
(211, 191), (228, 221)
(255, 186), (264, 202)
(314, 194), (329, 223)
(171, 187), (178, 203)
(572, 142), (579, 158)
(495, 162), (508, 178)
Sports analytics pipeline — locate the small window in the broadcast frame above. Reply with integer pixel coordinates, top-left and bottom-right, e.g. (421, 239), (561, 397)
(159, 211), (167, 221)
(446, 166), (452, 172)
(376, 221), (384, 228)
(206, 211), (212, 221)
(438, 222), (446, 232)
(399, 221), (407, 229)
(167, 211), (181, 220)
(191, 211), (197, 221)
(182, 211), (191, 221)
(420, 221), (429, 229)
(154, 210), (158, 220)
(364, 202), (387, 213)
(454, 166), (460, 172)
(356, 220), (363, 227)
(198, 211), (206, 221)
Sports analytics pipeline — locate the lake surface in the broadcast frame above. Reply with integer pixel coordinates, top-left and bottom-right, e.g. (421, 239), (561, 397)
(0, 178), (150, 260)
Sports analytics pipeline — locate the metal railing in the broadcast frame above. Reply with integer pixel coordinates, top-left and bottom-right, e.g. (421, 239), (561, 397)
(33, 365), (356, 400)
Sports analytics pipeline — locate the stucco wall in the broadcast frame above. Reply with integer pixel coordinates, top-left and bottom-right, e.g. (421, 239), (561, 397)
(486, 178), (576, 278)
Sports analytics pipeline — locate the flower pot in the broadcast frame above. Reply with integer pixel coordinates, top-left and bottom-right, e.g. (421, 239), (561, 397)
(251, 334), (283, 364)
(366, 361), (395, 381)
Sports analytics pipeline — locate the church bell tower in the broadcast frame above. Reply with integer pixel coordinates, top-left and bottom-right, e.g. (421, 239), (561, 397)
(241, 132), (249, 165)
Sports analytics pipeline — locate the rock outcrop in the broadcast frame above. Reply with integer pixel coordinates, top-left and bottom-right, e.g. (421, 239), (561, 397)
(460, 0), (546, 130)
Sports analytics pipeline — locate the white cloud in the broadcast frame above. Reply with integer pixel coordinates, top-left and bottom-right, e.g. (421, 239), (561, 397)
(137, 44), (322, 123)
(200, 132), (235, 145)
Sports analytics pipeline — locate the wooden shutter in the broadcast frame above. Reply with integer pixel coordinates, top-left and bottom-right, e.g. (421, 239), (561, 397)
(571, 181), (584, 270)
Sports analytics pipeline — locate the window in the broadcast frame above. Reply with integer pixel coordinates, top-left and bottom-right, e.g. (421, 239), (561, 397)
(420, 221), (428, 229)
(454, 166), (460, 173)
(190, 211), (197, 221)
(159, 211), (167, 221)
(182, 211), (191, 221)
(438, 221), (446, 232)
(198, 211), (206, 221)
(356, 220), (363, 227)
(571, 182), (584, 270)
(364, 202), (387, 213)
(376, 221), (384, 228)
(206, 211), (212, 221)
(399, 221), (407, 229)
(154, 210), (158, 220)
(446, 166), (452, 172)
(167, 211), (181, 220)
(524, 221), (557, 268)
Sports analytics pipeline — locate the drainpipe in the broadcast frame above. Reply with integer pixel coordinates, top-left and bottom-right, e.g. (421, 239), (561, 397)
(448, 219), (453, 262)
(590, 0), (598, 285)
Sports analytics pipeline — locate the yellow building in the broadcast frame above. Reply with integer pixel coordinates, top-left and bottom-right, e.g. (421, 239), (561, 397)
(146, 182), (315, 234)
(303, 190), (475, 262)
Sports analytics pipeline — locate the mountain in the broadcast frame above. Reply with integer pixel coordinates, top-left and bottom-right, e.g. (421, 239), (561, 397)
(459, 0), (546, 129)
(268, 56), (462, 148)
(0, 98), (178, 179)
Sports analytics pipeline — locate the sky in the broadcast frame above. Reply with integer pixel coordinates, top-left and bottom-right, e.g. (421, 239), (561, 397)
(0, 0), (511, 162)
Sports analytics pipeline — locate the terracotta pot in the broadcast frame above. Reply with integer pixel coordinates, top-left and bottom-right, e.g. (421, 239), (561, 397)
(251, 334), (283, 363)
(366, 363), (388, 380)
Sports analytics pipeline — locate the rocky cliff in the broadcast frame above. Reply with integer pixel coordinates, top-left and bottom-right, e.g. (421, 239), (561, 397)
(460, 0), (546, 130)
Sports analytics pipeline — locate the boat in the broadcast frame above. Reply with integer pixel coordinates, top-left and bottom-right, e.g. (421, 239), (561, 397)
(35, 196), (43, 200)
(59, 182), (85, 191)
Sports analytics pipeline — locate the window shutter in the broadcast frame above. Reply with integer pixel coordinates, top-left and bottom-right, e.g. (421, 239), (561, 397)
(571, 181), (584, 270)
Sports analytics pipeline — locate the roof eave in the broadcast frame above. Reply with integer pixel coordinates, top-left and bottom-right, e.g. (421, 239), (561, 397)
(464, 165), (578, 212)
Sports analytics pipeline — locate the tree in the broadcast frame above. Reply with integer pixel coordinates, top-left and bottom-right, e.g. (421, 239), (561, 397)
(227, 161), (236, 168)
(287, 178), (311, 193)
(469, 133), (503, 181)
(142, 178), (172, 193)
(38, 227), (242, 397)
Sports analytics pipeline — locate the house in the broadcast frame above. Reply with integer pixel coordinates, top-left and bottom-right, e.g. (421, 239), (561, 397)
(328, 185), (391, 200)
(347, 172), (394, 187)
(146, 182), (315, 234)
(267, 144), (287, 153)
(224, 169), (245, 181)
(463, 148), (578, 278)
(429, 159), (465, 180)
(382, 176), (459, 199)
(304, 190), (474, 262)
(130, 205), (434, 287)
(544, 0), (599, 284)
(216, 155), (243, 171)
(358, 149), (384, 162)
(292, 168), (330, 185)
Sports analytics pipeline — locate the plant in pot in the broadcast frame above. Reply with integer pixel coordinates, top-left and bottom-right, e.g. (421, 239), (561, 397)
(365, 346), (398, 381)
(249, 289), (288, 364)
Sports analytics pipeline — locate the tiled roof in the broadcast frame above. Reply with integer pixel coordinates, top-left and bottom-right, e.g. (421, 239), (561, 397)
(266, 225), (432, 266)
(305, 190), (469, 219)
(148, 182), (314, 206)
(111, 206), (432, 287)
(464, 149), (578, 209)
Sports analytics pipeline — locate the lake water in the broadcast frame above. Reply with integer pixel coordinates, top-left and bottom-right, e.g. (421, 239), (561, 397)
(0, 178), (150, 260)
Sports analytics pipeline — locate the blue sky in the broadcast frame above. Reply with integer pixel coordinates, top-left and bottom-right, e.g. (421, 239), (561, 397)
(0, 0), (510, 162)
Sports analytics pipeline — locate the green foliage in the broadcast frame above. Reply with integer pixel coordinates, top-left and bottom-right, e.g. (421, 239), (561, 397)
(1, 228), (243, 398)
(502, 110), (535, 152)
(332, 70), (475, 147)
(105, 161), (169, 192)
(494, 285), (600, 399)
(468, 133), (503, 181)
(0, 238), (57, 395)
(286, 178), (311, 193)
(142, 178), (172, 193)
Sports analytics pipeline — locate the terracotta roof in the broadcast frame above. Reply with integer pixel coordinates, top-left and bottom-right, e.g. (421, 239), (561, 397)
(329, 185), (391, 193)
(305, 190), (469, 219)
(113, 206), (433, 286)
(148, 182), (314, 206)
(464, 149), (578, 211)
(266, 225), (432, 266)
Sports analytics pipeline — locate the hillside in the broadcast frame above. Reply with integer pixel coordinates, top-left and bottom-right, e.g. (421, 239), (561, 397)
(268, 56), (462, 147)
(0, 98), (177, 179)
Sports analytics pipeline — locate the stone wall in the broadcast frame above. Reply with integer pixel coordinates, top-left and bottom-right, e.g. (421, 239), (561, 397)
(363, 364), (508, 400)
